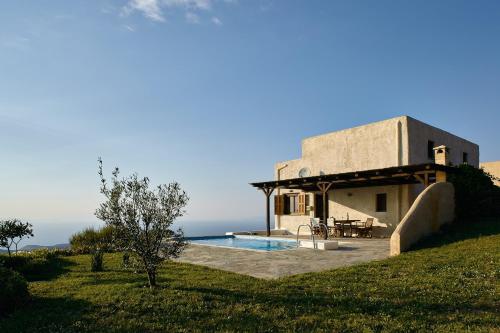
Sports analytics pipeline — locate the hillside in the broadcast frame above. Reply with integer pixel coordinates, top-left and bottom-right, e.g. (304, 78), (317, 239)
(19, 244), (70, 251)
(0, 219), (498, 332)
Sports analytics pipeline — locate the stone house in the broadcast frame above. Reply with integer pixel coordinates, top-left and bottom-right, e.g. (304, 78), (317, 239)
(251, 116), (479, 237)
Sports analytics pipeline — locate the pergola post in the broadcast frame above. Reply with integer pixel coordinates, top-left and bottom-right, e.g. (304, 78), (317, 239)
(317, 182), (332, 240)
(413, 172), (431, 188)
(260, 186), (275, 237)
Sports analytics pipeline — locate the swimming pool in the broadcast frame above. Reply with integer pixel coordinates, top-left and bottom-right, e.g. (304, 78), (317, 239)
(188, 235), (297, 251)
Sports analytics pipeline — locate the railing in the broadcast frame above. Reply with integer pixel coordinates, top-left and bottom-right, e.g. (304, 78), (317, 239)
(296, 224), (316, 249)
(296, 224), (326, 248)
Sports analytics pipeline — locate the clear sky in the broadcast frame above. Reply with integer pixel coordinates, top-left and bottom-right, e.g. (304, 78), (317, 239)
(1, 0), (499, 245)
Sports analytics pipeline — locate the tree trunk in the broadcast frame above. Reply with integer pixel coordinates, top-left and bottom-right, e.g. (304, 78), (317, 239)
(147, 269), (156, 288)
(7, 247), (11, 257)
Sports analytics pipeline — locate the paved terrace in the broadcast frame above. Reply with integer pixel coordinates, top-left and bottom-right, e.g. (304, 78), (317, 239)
(176, 238), (390, 279)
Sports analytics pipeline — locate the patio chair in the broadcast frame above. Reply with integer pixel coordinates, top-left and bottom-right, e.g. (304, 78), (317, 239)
(355, 218), (374, 238)
(310, 218), (327, 238)
(327, 217), (343, 238)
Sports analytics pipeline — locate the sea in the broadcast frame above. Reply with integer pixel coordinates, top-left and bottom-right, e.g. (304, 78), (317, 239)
(13, 219), (265, 249)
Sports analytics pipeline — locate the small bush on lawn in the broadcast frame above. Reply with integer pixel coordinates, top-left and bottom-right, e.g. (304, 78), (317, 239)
(122, 252), (130, 268)
(91, 250), (103, 272)
(0, 254), (30, 270)
(0, 267), (29, 316)
(0, 254), (48, 280)
(0, 249), (71, 281)
(70, 226), (115, 254)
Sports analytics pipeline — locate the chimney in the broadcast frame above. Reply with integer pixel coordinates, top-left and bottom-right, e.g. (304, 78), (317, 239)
(433, 145), (450, 166)
(433, 145), (449, 183)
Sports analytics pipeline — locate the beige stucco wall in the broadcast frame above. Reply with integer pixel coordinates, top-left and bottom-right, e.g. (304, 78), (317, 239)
(278, 185), (413, 237)
(276, 190), (313, 233)
(390, 182), (455, 256)
(275, 116), (410, 180)
(329, 185), (411, 237)
(407, 117), (479, 167)
(278, 214), (313, 235)
(275, 115), (479, 180)
(480, 161), (500, 186)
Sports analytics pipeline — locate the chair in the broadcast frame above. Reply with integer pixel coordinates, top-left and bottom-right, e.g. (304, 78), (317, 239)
(355, 218), (374, 238)
(327, 217), (343, 238)
(310, 218), (327, 238)
(310, 218), (320, 234)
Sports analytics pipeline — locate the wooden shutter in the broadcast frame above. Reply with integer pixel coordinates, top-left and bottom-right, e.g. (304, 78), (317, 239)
(274, 195), (284, 215)
(298, 194), (306, 215)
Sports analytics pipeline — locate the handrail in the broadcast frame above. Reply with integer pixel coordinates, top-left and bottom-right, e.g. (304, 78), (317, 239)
(296, 224), (316, 249)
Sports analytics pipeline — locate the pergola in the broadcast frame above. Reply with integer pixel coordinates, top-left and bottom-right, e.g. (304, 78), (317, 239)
(250, 163), (456, 237)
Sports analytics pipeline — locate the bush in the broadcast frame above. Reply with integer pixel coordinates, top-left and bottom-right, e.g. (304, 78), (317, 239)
(0, 267), (29, 315)
(70, 226), (115, 254)
(0, 254), (31, 270)
(0, 249), (71, 281)
(0, 254), (48, 279)
(448, 165), (500, 220)
(122, 252), (130, 268)
(91, 250), (104, 272)
(46, 248), (74, 257)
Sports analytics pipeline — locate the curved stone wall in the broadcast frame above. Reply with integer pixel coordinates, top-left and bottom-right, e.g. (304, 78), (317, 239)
(390, 182), (455, 256)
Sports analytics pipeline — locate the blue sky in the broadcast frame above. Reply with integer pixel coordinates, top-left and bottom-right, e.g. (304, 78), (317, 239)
(1, 0), (499, 245)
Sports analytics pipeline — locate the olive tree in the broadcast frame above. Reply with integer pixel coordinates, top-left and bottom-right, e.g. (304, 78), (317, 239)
(0, 219), (34, 256)
(95, 158), (188, 288)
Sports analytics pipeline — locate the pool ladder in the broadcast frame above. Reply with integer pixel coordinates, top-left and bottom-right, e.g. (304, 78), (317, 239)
(296, 224), (316, 249)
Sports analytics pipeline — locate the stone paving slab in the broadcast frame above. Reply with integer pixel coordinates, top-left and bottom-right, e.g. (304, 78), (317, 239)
(176, 238), (390, 279)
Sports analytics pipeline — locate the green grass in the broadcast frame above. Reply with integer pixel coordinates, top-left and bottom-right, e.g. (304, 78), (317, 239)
(1, 219), (499, 332)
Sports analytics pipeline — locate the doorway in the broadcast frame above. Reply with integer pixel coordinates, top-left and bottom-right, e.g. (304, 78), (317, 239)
(314, 193), (329, 222)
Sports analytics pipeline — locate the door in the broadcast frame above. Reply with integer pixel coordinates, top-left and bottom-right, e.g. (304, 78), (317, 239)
(314, 193), (329, 221)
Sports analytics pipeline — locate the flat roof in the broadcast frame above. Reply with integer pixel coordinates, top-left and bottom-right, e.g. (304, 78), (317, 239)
(250, 163), (456, 191)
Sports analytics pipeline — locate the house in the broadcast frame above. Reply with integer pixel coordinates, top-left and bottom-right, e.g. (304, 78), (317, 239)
(251, 116), (479, 237)
(480, 161), (500, 186)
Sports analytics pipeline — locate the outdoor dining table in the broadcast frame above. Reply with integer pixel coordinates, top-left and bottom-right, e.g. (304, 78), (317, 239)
(328, 219), (361, 237)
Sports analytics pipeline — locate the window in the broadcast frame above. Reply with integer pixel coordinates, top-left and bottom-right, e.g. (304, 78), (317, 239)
(463, 152), (468, 164)
(284, 194), (299, 214)
(289, 194), (299, 214)
(279, 193), (307, 215)
(376, 193), (387, 212)
(427, 140), (435, 159)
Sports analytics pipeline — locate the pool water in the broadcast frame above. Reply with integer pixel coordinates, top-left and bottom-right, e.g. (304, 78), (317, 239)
(188, 235), (297, 251)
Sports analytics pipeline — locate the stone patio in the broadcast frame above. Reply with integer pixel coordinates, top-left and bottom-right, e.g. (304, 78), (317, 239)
(176, 238), (390, 279)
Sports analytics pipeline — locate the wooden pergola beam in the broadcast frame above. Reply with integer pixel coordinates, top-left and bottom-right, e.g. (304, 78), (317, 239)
(250, 164), (456, 237)
(413, 173), (430, 187)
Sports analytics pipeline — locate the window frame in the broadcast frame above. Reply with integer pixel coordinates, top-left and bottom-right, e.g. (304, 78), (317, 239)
(462, 152), (468, 164)
(375, 193), (387, 213)
(284, 193), (300, 215)
(427, 140), (435, 160)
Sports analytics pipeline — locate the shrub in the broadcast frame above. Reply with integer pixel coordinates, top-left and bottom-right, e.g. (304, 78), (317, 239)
(91, 250), (103, 272)
(0, 267), (29, 315)
(448, 165), (500, 221)
(122, 252), (130, 268)
(0, 249), (70, 281)
(46, 248), (74, 257)
(0, 254), (48, 279)
(0, 254), (30, 270)
(70, 226), (115, 254)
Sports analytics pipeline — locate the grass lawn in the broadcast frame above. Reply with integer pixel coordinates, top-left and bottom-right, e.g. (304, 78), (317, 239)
(1, 219), (499, 332)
